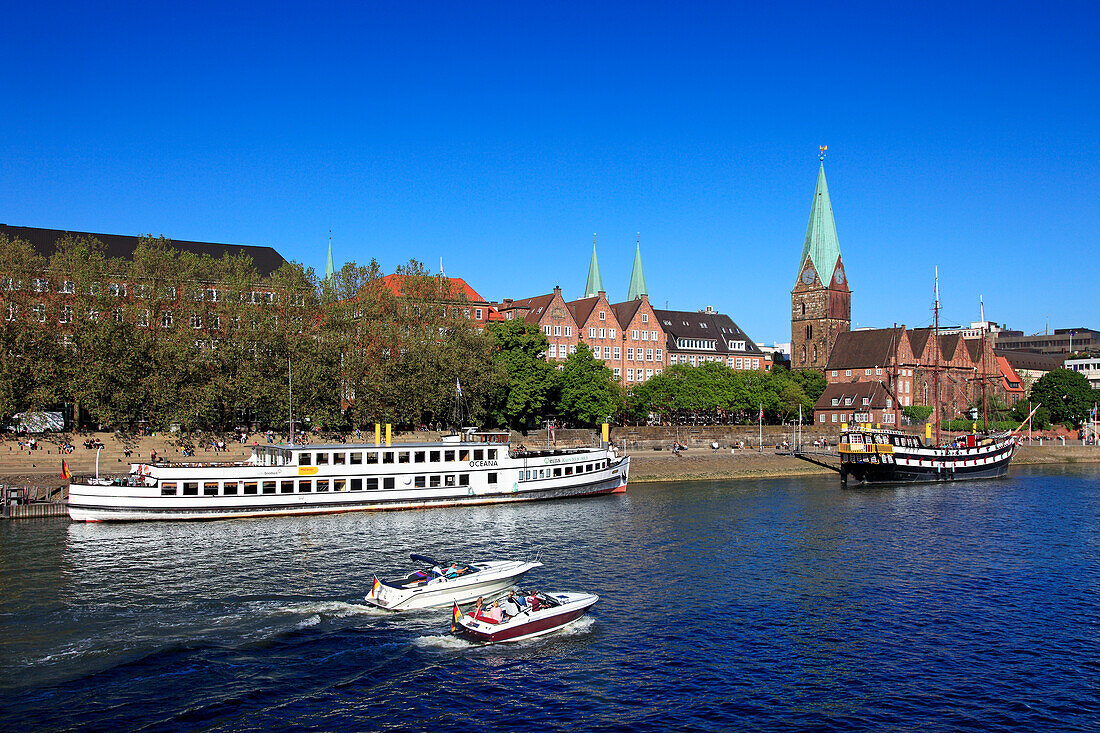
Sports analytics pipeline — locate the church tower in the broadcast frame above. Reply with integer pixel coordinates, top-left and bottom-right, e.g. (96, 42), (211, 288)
(791, 147), (850, 370)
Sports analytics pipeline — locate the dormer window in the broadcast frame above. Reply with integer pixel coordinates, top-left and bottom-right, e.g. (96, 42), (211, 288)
(862, 397), (870, 405)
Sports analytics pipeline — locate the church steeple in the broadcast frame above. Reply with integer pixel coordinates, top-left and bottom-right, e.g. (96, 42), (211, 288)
(324, 231), (335, 282)
(796, 147), (842, 286)
(627, 235), (648, 300)
(584, 236), (604, 297)
(791, 146), (851, 371)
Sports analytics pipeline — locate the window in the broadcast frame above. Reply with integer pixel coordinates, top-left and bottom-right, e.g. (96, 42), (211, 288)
(632, 330), (639, 341)
(316, 480), (330, 492)
(589, 327), (597, 338)
(161, 482), (177, 496)
(444, 450), (455, 462)
(646, 349), (653, 361)
(414, 476), (426, 488)
(845, 370), (851, 376)
(488, 449), (497, 460)
(609, 329), (616, 339)
(263, 481), (276, 494)
(286, 480), (300, 493)
(33, 278), (49, 293)
(161, 311), (173, 328)
(351, 478), (363, 491)
(164, 286), (176, 299)
(862, 397), (870, 405)
(367, 478), (379, 490)
(430, 450), (441, 462)
(398, 451), (410, 463)
(334, 452), (346, 465)
(599, 311), (606, 321)
(445, 475), (457, 487)
(243, 482), (258, 495)
(475, 308), (483, 320)
(627, 348), (634, 360)
(183, 482), (198, 496)
(831, 398), (839, 406)
(366, 451), (378, 464)
(109, 283), (126, 297)
(831, 414), (838, 423)
(549, 344), (557, 358)
(383, 477), (395, 490)
(190, 313), (202, 329)
(60, 280), (75, 294)
(300, 453), (312, 465)
(383, 452), (395, 464)
(641, 313), (648, 323)
(613, 347), (621, 359)
(488, 473), (497, 484)
(59, 304), (72, 324)
(414, 451), (425, 463)
(820, 414), (826, 423)
(737, 358), (744, 369)
(599, 328), (606, 339)
(753, 359), (759, 369)
(627, 368), (634, 381)
(459, 474), (470, 487)
(655, 349), (662, 361)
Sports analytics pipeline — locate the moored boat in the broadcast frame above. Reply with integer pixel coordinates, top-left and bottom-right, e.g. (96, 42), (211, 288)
(365, 554), (542, 610)
(67, 429), (629, 522)
(451, 591), (598, 643)
(839, 427), (1017, 486)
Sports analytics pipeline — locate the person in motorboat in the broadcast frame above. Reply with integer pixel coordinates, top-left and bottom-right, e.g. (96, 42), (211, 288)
(500, 590), (523, 617)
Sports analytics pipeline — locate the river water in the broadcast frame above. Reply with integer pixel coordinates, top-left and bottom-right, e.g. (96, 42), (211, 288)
(2, 466), (1099, 731)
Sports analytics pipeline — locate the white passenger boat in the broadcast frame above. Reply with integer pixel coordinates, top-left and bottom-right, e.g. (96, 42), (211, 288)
(67, 430), (629, 522)
(365, 553), (542, 610)
(452, 591), (599, 643)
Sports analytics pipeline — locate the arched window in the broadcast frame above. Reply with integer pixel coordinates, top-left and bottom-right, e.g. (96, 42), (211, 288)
(801, 345), (807, 363)
(801, 302), (806, 316)
(813, 345), (817, 362)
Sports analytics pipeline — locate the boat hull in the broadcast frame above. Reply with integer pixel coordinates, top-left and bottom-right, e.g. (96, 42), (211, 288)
(455, 592), (598, 643)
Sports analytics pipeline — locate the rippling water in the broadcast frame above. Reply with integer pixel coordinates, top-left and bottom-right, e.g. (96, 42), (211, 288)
(2, 465), (1100, 731)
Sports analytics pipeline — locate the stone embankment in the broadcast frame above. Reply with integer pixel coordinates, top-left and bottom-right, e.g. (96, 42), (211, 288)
(1, 430), (1096, 498)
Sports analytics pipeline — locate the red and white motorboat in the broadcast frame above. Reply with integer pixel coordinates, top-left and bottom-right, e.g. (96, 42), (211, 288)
(451, 591), (598, 643)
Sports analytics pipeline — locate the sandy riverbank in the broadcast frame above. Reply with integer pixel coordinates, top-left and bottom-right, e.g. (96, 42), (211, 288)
(1, 434), (1097, 498)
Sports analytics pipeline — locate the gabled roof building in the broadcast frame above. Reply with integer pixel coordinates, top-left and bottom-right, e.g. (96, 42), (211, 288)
(656, 306), (771, 371)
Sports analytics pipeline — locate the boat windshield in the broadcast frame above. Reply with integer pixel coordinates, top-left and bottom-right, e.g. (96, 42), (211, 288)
(250, 447), (293, 466)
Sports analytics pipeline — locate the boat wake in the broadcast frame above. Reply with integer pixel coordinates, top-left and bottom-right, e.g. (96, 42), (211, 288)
(413, 633), (476, 649)
(275, 600), (385, 620)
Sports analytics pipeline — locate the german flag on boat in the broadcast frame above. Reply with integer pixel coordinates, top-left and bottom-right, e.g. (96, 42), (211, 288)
(451, 601), (462, 633)
(370, 576), (381, 598)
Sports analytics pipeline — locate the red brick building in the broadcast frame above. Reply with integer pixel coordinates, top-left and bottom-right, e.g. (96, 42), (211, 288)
(568, 292), (623, 378)
(497, 286), (579, 363)
(612, 295), (664, 385)
(380, 273), (503, 332)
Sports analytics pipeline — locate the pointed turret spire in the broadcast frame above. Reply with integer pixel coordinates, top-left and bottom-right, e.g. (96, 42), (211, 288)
(324, 230), (335, 282)
(584, 235), (604, 298)
(796, 147), (842, 285)
(627, 233), (648, 300)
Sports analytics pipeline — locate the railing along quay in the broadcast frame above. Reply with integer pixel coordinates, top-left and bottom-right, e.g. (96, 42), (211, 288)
(2, 486), (68, 520)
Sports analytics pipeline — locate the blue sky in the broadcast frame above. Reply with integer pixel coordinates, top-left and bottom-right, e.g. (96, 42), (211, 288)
(3, 1), (1097, 342)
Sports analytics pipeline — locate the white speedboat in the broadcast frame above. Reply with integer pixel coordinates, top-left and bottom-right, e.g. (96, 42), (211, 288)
(452, 591), (598, 643)
(365, 554), (542, 610)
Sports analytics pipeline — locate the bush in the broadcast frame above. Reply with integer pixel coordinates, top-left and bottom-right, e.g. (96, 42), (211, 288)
(939, 420), (1018, 432)
(903, 405), (933, 422)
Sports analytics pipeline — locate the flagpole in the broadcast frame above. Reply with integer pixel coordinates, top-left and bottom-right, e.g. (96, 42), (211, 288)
(758, 403), (763, 453)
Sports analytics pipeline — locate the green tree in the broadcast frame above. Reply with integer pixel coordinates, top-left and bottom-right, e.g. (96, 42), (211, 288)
(486, 319), (555, 428)
(1029, 369), (1096, 426)
(556, 343), (622, 426)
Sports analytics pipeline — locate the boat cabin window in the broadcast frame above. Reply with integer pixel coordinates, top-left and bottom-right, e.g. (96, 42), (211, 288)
(488, 449), (497, 460)
(281, 480), (294, 493)
(398, 451), (410, 464)
(414, 451), (426, 463)
(334, 479), (346, 492)
(565, 466), (572, 475)
(366, 452), (378, 464)
(474, 449), (484, 461)
(430, 450), (441, 462)
(445, 475), (456, 487)
(383, 477), (395, 490)
(204, 482), (219, 496)
(367, 478), (378, 490)
(263, 481), (276, 494)
(488, 473), (497, 484)
(459, 474), (470, 486)
(161, 482), (177, 496)
(414, 476), (426, 488)
(460, 449), (470, 461)
(554, 468), (562, 477)
(317, 453), (329, 465)
(430, 475), (441, 487)
(243, 481), (258, 495)
(351, 478), (362, 491)
(300, 453), (312, 466)
(317, 480), (329, 492)
(224, 482), (238, 495)
(383, 452), (395, 464)
(334, 452), (346, 465)
(291, 481), (305, 493)
(350, 452), (362, 465)
(445, 450), (455, 462)
(183, 482), (198, 496)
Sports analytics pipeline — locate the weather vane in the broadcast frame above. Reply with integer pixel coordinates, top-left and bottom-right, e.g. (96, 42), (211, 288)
(819, 145), (827, 161)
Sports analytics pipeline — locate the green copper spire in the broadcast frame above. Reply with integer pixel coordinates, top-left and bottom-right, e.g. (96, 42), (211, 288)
(584, 237), (604, 297)
(796, 148), (842, 285)
(324, 232), (335, 282)
(627, 235), (648, 300)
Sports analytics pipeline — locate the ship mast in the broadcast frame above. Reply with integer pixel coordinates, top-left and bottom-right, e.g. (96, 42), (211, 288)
(980, 295), (988, 433)
(933, 269), (941, 446)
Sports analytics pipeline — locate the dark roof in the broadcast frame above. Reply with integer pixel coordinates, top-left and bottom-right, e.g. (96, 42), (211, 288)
(567, 296), (601, 327)
(995, 349), (1066, 372)
(653, 308), (764, 355)
(965, 338), (983, 363)
(0, 224), (288, 279)
(813, 380), (896, 411)
(503, 293), (556, 325)
(826, 327), (904, 370)
(610, 299), (644, 328)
